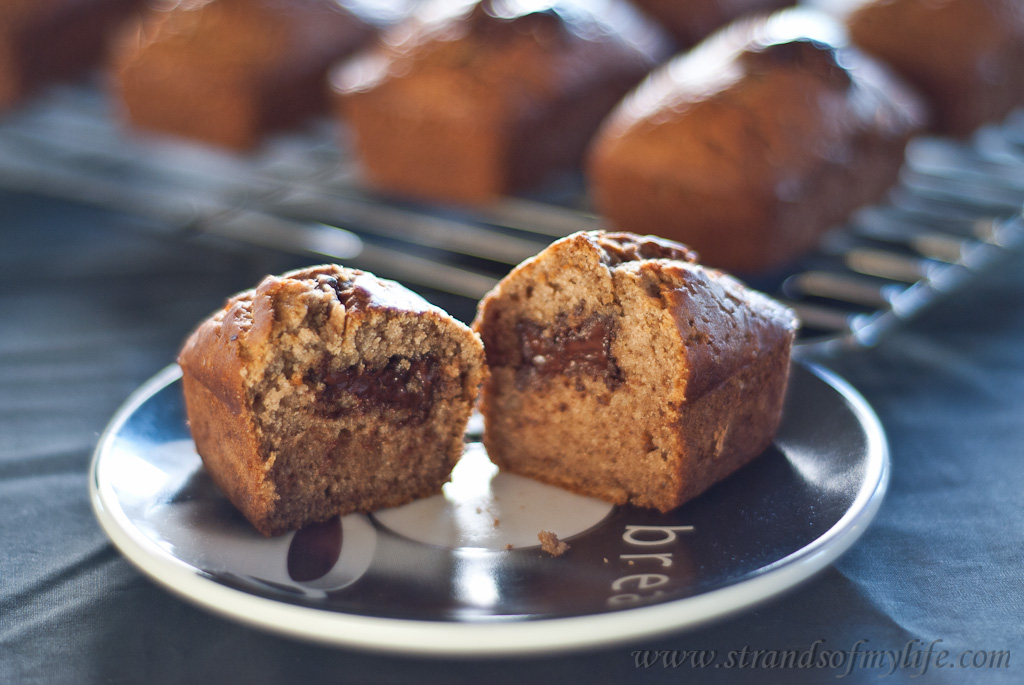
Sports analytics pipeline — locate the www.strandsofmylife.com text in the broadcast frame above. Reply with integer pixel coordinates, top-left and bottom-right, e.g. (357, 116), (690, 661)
(631, 639), (1010, 678)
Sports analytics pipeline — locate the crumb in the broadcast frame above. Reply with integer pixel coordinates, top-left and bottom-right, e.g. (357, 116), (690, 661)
(476, 507), (482, 514)
(628, 560), (634, 565)
(538, 530), (569, 557)
(505, 543), (514, 550)
(603, 557), (609, 564)
(493, 518), (500, 527)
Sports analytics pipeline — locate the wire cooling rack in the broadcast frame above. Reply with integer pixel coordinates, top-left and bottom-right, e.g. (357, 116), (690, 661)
(2, 78), (1022, 354)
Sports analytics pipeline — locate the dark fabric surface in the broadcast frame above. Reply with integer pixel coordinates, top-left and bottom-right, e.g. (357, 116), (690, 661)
(1, 189), (1022, 684)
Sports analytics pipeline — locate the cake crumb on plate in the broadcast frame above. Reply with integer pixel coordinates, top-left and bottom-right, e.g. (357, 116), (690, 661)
(538, 530), (569, 557)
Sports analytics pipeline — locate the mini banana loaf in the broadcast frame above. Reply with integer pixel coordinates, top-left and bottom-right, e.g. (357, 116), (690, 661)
(587, 9), (927, 274)
(473, 231), (798, 512)
(333, 0), (664, 204)
(112, 0), (373, 150)
(845, 0), (1024, 138)
(627, 0), (795, 48)
(1, 0), (143, 109)
(178, 265), (485, 536)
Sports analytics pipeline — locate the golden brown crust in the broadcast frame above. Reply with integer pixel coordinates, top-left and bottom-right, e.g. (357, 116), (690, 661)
(179, 264), (485, 536)
(846, 0), (1024, 138)
(473, 231), (797, 512)
(112, 0), (372, 149)
(333, 0), (662, 203)
(587, 8), (927, 274)
(180, 371), (274, 528)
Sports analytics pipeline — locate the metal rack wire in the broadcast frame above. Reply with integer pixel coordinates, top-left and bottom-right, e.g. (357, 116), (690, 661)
(1, 78), (1022, 354)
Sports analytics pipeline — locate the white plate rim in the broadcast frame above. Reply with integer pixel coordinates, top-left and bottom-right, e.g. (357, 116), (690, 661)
(90, 361), (889, 657)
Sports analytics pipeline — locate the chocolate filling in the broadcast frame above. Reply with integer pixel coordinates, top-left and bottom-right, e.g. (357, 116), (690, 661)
(314, 355), (441, 423)
(515, 314), (623, 390)
(315, 273), (370, 311)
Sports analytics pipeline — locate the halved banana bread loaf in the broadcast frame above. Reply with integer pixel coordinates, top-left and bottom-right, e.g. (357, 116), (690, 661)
(179, 265), (485, 536)
(473, 231), (797, 512)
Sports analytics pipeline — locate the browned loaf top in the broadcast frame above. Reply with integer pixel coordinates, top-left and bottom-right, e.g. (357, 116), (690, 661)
(112, 0), (373, 149)
(178, 264), (485, 536)
(628, 0), (796, 48)
(333, 0), (664, 204)
(846, 0), (1024, 138)
(1, 0), (143, 109)
(473, 231), (798, 512)
(587, 8), (927, 274)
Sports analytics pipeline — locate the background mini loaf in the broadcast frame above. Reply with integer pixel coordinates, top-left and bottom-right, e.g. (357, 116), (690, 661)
(587, 8), (927, 274)
(843, 0), (1024, 138)
(333, 0), (665, 203)
(113, 0), (374, 149)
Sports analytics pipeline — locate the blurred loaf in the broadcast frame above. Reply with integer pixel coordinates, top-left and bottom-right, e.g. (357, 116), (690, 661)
(1, 0), (143, 109)
(112, 0), (374, 149)
(333, 0), (665, 204)
(845, 0), (1024, 138)
(588, 9), (927, 274)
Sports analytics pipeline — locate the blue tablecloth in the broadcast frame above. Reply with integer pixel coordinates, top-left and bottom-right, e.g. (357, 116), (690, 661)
(2, 190), (1021, 684)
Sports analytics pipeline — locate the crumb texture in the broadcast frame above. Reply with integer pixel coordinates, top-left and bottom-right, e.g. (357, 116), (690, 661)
(538, 530), (569, 557)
